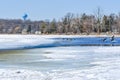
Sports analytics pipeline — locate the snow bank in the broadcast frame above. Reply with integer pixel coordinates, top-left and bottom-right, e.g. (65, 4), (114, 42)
(0, 35), (56, 50)
(0, 34), (120, 50)
(0, 69), (46, 80)
(0, 59), (120, 80)
(0, 46), (120, 80)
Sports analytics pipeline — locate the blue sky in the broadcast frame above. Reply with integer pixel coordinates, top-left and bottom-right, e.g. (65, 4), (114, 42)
(0, 0), (120, 20)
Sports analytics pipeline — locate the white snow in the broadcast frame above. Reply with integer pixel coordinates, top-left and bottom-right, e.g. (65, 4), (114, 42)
(0, 35), (55, 50)
(0, 35), (120, 80)
(0, 59), (120, 80)
(0, 34), (119, 50)
(0, 47), (120, 80)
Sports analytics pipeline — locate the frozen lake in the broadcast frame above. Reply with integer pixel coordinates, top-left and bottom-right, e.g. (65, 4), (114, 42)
(0, 46), (120, 80)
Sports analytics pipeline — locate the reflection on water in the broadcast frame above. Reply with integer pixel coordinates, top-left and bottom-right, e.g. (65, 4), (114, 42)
(0, 46), (119, 72)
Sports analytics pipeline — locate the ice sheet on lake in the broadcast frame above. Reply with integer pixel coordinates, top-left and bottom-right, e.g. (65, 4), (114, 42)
(0, 58), (120, 80)
(0, 35), (55, 50)
(0, 47), (120, 80)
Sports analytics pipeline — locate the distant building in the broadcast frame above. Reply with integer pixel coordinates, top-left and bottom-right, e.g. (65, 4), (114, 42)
(35, 31), (41, 34)
(22, 29), (27, 34)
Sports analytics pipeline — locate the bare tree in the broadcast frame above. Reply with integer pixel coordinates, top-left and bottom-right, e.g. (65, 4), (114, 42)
(94, 7), (103, 34)
(62, 13), (74, 34)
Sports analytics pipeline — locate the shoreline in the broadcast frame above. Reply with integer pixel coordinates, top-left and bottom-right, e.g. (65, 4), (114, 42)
(0, 34), (118, 37)
(0, 58), (120, 80)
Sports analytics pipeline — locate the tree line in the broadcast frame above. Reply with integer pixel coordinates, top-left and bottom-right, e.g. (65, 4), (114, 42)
(1, 12), (120, 35)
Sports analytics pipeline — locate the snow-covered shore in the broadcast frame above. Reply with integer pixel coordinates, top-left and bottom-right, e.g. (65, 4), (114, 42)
(0, 34), (117, 38)
(0, 44), (120, 80)
(0, 35), (57, 50)
(0, 59), (120, 80)
(0, 34), (120, 50)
